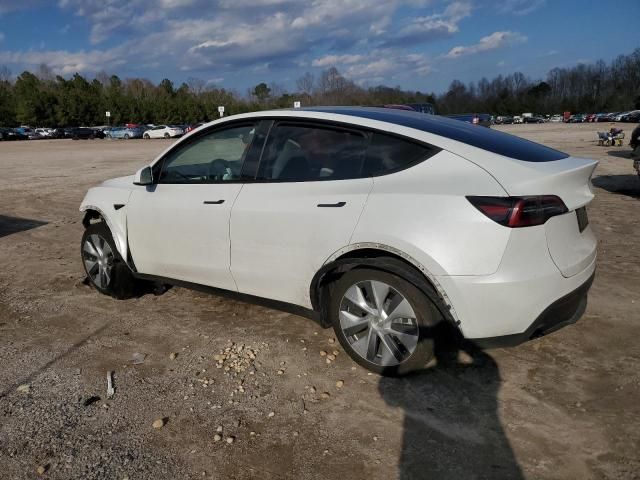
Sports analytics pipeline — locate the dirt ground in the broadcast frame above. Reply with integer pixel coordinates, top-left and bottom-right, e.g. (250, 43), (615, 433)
(0, 123), (639, 480)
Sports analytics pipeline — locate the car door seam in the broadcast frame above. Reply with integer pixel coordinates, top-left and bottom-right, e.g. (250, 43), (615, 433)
(228, 183), (245, 292)
(347, 177), (375, 245)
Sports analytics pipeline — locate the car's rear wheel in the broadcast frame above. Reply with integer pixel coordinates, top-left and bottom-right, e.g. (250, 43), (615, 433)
(81, 222), (139, 299)
(124, 134), (130, 139)
(329, 268), (442, 376)
(164, 132), (170, 139)
(143, 133), (150, 139)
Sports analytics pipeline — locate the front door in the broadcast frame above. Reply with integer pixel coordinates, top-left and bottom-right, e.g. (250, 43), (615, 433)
(127, 122), (258, 291)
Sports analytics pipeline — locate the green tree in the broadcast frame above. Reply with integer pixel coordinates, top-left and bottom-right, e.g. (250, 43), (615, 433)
(253, 82), (271, 102)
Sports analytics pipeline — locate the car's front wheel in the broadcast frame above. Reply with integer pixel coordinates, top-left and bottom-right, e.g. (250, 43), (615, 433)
(124, 134), (130, 140)
(164, 133), (170, 139)
(81, 223), (139, 299)
(330, 268), (442, 376)
(143, 133), (150, 139)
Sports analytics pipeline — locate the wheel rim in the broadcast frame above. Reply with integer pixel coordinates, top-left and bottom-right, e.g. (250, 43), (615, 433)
(339, 280), (419, 367)
(82, 234), (114, 289)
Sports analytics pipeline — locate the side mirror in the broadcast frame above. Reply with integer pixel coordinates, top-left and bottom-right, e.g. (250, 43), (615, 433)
(133, 166), (153, 186)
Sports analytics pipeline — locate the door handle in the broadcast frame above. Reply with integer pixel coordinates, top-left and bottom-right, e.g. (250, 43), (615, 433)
(317, 201), (346, 208)
(203, 200), (225, 205)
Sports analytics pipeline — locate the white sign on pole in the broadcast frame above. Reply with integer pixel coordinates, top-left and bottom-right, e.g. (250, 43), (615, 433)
(218, 106), (225, 117)
(293, 101), (301, 109)
(105, 111), (111, 117)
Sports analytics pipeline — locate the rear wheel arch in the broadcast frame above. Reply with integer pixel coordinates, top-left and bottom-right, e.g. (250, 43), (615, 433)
(310, 246), (460, 329)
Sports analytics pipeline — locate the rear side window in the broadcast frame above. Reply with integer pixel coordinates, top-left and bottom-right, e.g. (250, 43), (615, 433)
(257, 123), (369, 181)
(364, 133), (437, 176)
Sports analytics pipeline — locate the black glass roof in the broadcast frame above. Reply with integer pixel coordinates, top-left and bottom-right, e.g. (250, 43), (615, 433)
(301, 106), (568, 162)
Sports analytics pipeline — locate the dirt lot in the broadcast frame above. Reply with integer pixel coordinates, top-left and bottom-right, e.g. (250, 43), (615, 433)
(0, 123), (639, 480)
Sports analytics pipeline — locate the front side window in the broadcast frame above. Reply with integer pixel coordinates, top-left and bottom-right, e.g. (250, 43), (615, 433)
(257, 123), (369, 181)
(158, 124), (256, 184)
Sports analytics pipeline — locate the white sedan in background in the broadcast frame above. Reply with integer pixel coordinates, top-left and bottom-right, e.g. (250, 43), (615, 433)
(79, 107), (597, 375)
(143, 125), (184, 139)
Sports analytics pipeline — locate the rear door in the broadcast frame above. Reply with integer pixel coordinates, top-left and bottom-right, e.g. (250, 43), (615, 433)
(230, 121), (373, 307)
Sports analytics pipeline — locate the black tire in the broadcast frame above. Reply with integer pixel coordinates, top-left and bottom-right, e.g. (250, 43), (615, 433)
(329, 268), (443, 376)
(124, 134), (130, 139)
(81, 222), (139, 299)
(164, 133), (170, 139)
(144, 133), (150, 139)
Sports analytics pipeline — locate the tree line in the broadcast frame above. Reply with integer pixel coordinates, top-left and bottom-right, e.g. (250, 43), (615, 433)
(0, 48), (638, 127)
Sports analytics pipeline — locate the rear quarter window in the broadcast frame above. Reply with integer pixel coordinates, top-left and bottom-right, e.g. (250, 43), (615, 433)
(363, 132), (439, 176)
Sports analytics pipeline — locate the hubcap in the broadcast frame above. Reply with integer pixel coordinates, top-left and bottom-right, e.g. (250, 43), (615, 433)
(82, 234), (114, 289)
(339, 280), (419, 367)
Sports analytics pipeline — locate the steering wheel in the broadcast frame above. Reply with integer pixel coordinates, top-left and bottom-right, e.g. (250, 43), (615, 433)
(208, 159), (227, 181)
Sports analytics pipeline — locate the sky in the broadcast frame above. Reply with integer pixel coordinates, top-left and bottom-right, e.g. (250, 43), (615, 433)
(0, 0), (638, 94)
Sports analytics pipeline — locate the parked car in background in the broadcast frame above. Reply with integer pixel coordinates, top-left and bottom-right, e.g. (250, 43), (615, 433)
(34, 128), (52, 137)
(524, 115), (545, 124)
(143, 125), (184, 139)
(383, 104), (491, 127)
(550, 114), (563, 123)
(584, 114), (596, 123)
(405, 103), (435, 114)
(79, 107), (597, 375)
(89, 127), (106, 139)
(15, 126), (34, 137)
(594, 113), (612, 122)
(48, 128), (66, 139)
(107, 126), (145, 139)
(445, 113), (492, 127)
(0, 127), (27, 140)
(621, 111), (640, 123)
(614, 112), (629, 122)
(71, 127), (96, 140)
(185, 122), (204, 134)
(513, 116), (523, 124)
(569, 114), (584, 123)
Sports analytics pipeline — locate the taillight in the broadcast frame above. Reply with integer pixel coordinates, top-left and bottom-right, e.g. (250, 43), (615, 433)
(467, 196), (568, 228)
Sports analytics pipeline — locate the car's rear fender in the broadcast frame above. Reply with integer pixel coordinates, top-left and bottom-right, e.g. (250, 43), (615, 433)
(350, 149), (511, 276)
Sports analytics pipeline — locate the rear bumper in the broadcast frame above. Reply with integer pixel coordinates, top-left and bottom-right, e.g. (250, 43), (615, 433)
(436, 224), (596, 340)
(471, 272), (594, 348)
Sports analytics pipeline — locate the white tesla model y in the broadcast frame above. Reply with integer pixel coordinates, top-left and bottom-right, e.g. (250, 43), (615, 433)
(80, 107), (597, 375)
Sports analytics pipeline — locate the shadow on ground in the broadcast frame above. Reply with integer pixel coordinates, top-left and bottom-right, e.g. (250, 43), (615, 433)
(0, 214), (48, 239)
(592, 174), (640, 199)
(379, 325), (523, 479)
(606, 149), (634, 159)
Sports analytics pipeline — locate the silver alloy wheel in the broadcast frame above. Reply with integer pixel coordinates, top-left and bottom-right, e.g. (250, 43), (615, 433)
(339, 280), (419, 367)
(83, 233), (114, 290)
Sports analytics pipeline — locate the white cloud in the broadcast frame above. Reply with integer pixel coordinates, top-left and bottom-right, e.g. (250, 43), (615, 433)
(385, 1), (471, 46)
(312, 54), (366, 68)
(325, 51), (432, 81)
(499, 0), (546, 15)
(0, 47), (126, 75)
(444, 31), (527, 59)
